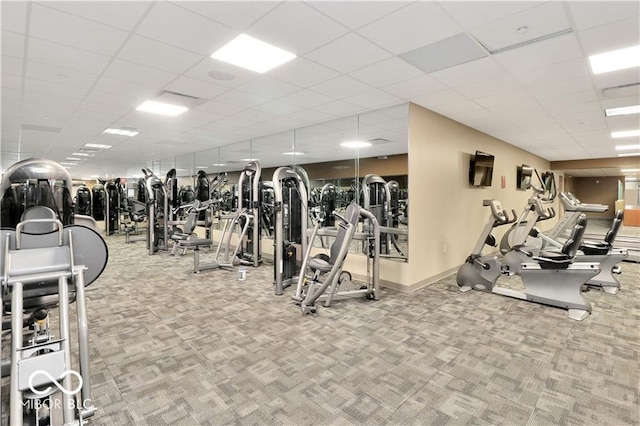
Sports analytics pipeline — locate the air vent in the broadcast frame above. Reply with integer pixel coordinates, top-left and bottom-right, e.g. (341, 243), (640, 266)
(155, 90), (204, 108)
(400, 33), (488, 74)
(368, 138), (390, 144)
(602, 82), (640, 98)
(483, 28), (573, 55)
(21, 123), (62, 133)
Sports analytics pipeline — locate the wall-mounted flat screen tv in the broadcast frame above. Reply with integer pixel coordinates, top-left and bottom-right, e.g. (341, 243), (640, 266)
(517, 164), (533, 190)
(469, 151), (494, 187)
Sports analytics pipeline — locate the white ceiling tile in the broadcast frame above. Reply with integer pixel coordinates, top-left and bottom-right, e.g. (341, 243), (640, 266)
(455, 75), (522, 99)
(230, 108), (278, 124)
(544, 100), (603, 116)
(43, 1), (152, 31)
(601, 96), (640, 110)
(494, 33), (583, 72)
(312, 100), (365, 117)
(1, 74), (22, 90)
(103, 59), (178, 87)
(577, 16), (640, 56)
(439, 1), (542, 29)
(308, 1), (409, 30)
(592, 67), (640, 91)
(24, 78), (88, 101)
(117, 35), (203, 75)
(348, 57), (423, 88)
(136, 2), (238, 55)
(77, 100), (130, 117)
(568, 1), (639, 31)
(164, 76), (229, 100)
(26, 61), (99, 89)
(237, 76), (300, 99)
(183, 57), (258, 88)
(1, 2), (27, 33)
(445, 108), (496, 123)
(213, 90), (271, 109)
(410, 89), (469, 109)
(83, 90), (138, 109)
(267, 58), (340, 88)
(357, 2), (462, 55)
(430, 57), (504, 87)
(382, 74), (445, 99)
(28, 38), (111, 74)
(511, 58), (591, 86)
(306, 33), (391, 74)
(606, 115), (640, 131)
(252, 100), (306, 116)
(194, 100), (244, 117)
(174, 1), (279, 31)
(342, 90), (401, 110)
(309, 75), (373, 99)
(525, 76), (595, 99)
(279, 90), (335, 109)
(246, 2), (349, 55)
(1, 88), (22, 102)
(30, 4), (129, 56)
(286, 109), (334, 124)
(2, 55), (23, 76)
(469, 2), (570, 52)
(92, 76), (158, 100)
(2, 30), (25, 58)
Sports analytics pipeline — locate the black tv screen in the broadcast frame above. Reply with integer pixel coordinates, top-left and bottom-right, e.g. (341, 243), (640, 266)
(517, 164), (533, 190)
(469, 151), (494, 187)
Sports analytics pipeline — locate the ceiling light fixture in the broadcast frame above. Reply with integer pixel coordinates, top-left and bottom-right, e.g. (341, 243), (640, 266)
(605, 105), (640, 117)
(240, 158), (259, 162)
(283, 151), (305, 156)
(612, 129), (640, 138)
(212, 163), (227, 167)
(60, 162), (77, 166)
(340, 141), (372, 149)
(72, 152), (94, 157)
(621, 168), (640, 172)
(136, 100), (188, 117)
(589, 45), (640, 74)
(618, 152), (640, 157)
(66, 157), (81, 161)
(211, 34), (296, 74)
(103, 128), (140, 137)
(615, 144), (640, 150)
(196, 166), (208, 169)
(84, 143), (112, 149)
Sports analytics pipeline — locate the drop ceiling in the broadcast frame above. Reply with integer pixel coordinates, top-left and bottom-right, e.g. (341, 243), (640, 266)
(1, 1), (639, 179)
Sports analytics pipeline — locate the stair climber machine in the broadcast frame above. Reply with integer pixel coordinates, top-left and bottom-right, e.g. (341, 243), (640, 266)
(73, 186), (92, 217)
(361, 174), (407, 261)
(0, 158), (109, 425)
(273, 167), (308, 296)
(457, 199), (600, 321)
(294, 203), (380, 315)
(142, 168), (169, 255)
(192, 162), (263, 271)
(500, 169), (557, 253)
(103, 178), (122, 236)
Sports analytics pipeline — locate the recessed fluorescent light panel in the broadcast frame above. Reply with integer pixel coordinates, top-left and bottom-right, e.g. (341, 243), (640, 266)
(283, 152), (305, 156)
(103, 128), (140, 137)
(615, 144), (640, 150)
(618, 152), (640, 157)
(212, 163), (227, 167)
(60, 162), (77, 166)
(621, 168), (640, 172)
(340, 141), (372, 148)
(72, 152), (94, 157)
(84, 143), (112, 149)
(66, 157), (81, 161)
(612, 129), (640, 138)
(589, 45), (640, 74)
(136, 100), (188, 117)
(605, 105), (640, 117)
(240, 158), (259, 162)
(211, 34), (296, 74)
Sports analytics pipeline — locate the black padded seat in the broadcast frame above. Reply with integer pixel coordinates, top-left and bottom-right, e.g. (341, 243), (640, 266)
(579, 210), (623, 256)
(170, 233), (191, 241)
(179, 238), (212, 248)
(533, 218), (586, 270)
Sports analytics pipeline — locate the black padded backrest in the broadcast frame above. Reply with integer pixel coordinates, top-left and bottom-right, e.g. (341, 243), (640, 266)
(329, 204), (360, 264)
(20, 206), (57, 233)
(604, 210), (624, 245)
(562, 223), (586, 258)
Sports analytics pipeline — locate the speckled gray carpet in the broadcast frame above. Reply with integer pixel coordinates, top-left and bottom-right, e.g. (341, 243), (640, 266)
(3, 219), (639, 425)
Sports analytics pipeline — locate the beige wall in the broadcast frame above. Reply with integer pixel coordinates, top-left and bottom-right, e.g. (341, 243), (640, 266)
(570, 176), (623, 218)
(404, 103), (554, 290)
